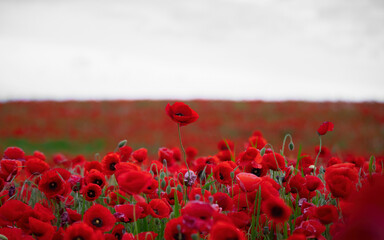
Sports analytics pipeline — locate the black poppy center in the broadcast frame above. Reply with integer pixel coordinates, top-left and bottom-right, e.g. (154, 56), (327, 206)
(251, 168), (262, 177)
(271, 206), (283, 217)
(115, 233), (121, 240)
(74, 237), (84, 240)
(87, 190), (95, 198)
(173, 233), (186, 240)
(109, 162), (116, 171)
(94, 179), (103, 186)
(153, 209), (159, 215)
(92, 218), (103, 227)
(219, 173), (225, 180)
(49, 182), (57, 189)
(175, 113), (184, 116)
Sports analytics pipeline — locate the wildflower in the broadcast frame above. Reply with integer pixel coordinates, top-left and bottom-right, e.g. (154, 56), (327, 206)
(262, 197), (292, 223)
(83, 204), (116, 232)
(165, 102), (199, 126)
(317, 121), (334, 136)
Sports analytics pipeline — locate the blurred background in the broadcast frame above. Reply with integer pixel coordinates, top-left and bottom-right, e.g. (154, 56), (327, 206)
(0, 0), (383, 159)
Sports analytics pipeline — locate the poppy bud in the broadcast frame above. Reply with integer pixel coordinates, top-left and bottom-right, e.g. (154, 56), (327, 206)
(208, 196), (214, 204)
(230, 171), (235, 179)
(289, 142), (294, 151)
(166, 185), (171, 195)
(118, 140), (127, 149)
(160, 172), (166, 180)
(162, 159), (168, 168)
(161, 179), (166, 189)
(260, 148), (266, 156)
(195, 194), (201, 200)
(176, 185), (183, 192)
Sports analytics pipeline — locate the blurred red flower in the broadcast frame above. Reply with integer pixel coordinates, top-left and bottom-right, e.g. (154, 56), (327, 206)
(165, 102), (199, 126)
(317, 121), (334, 135)
(262, 197), (292, 223)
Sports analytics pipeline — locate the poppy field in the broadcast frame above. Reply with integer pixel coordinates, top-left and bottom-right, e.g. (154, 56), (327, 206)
(0, 101), (383, 240)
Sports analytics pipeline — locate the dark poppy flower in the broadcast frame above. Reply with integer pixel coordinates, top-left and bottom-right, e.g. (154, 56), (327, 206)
(33, 151), (46, 161)
(233, 193), (251, 213)
(53, 153), (69, 166)
(64, 222), (96, 240)
(149, 199), (172, 219)
(172, 147), (182, 162)
(29, 217), (55, 240)
(209, 221), (246, 240)
(115, 204), (143, 223)
(66, 208), (82, 224)
(213, 192), (234, 211)
(262, 197), (292, 223)
(25, 157), (50, 176)
(118, 146), (132, 162)
(33, 203), (56, 222)
(85, 169), (106, 188)
(38, 169), (66, 199)
(3, 146), (25, 160)
(102, 153), (121, 176)
(116, 170), (153, 195)
(132, 148), (147, 163)
(112, 224), (125, 240)
(287, 234), (307, 240)
(327, 175), (354, 199)
(248, 135), (267, 150)
(213, 162), (235, 185)
(164, 216), (196, 240)
(83, 183), (102, 201)
(305, 175), (324, 192)
(315, 205), (338, 225)
(84, 204), (116, 232)
(165, 102), (199, 126)
(317, 121), (334, 135)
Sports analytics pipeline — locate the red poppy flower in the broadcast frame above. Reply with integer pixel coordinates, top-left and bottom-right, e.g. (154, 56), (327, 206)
(102, 153), (121, 176)
(262, 197), (292, 223)
(3, 147), (25, 160)
(112, 224), (125, 240)
(213, 162), (235, 185)
(29, 217), (55, 240)
(209, 221), (246, 240)
(217, 139), (234, 151)
(25, 157), (50, 176)
(115, 204), (143, 222)
(293, 219), (326, 238)
(315, 205), (338, 225)
(85, 169), (106, 188)
(84, 204), (116, 232)
(158, 147), (175, 167)
(149, 199), (172, 219)
(0, 199), (32, 222)
(213, 192), (233, 211)
(236, 172), (262, 192)
(132, 148), (147, 163)
(85, 161), (103, 173)
(118, 146), (132, 162)
(262, 152), (286, 171)
(188, 187), (211, 202)
(116, 170), (153, 195)
(227, 212), (251, 230)
(165, 102), (199, 126)
(64, 222), (96, 240)
(0, 159), (22, 180)
(136, 231), (158, 240)
(83, 183), (102, 201)
(164, 216), (196, 240)
(66, 208), (82, 224)
(0, 227), (24, 240)
(38, 169), (66, 199)
(163, 189), (183, 206)
(317, 121), (334, 135)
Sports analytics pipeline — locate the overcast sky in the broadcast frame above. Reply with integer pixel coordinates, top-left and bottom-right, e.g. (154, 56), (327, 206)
(0, 0), (383, 101)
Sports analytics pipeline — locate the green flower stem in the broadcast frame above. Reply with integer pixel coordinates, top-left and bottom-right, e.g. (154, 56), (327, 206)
(313, 135), (322, 175)
(177, 123), (189, 171)
(280, 133), (292, 156)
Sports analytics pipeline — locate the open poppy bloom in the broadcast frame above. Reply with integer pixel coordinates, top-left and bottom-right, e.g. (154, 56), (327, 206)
(83, 204), (116, 232)
(165, 102), (199, 126)
(317, 121), (334, 135)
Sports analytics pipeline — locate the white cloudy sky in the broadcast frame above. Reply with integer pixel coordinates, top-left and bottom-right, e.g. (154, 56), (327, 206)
(0, 0), (383, 101)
